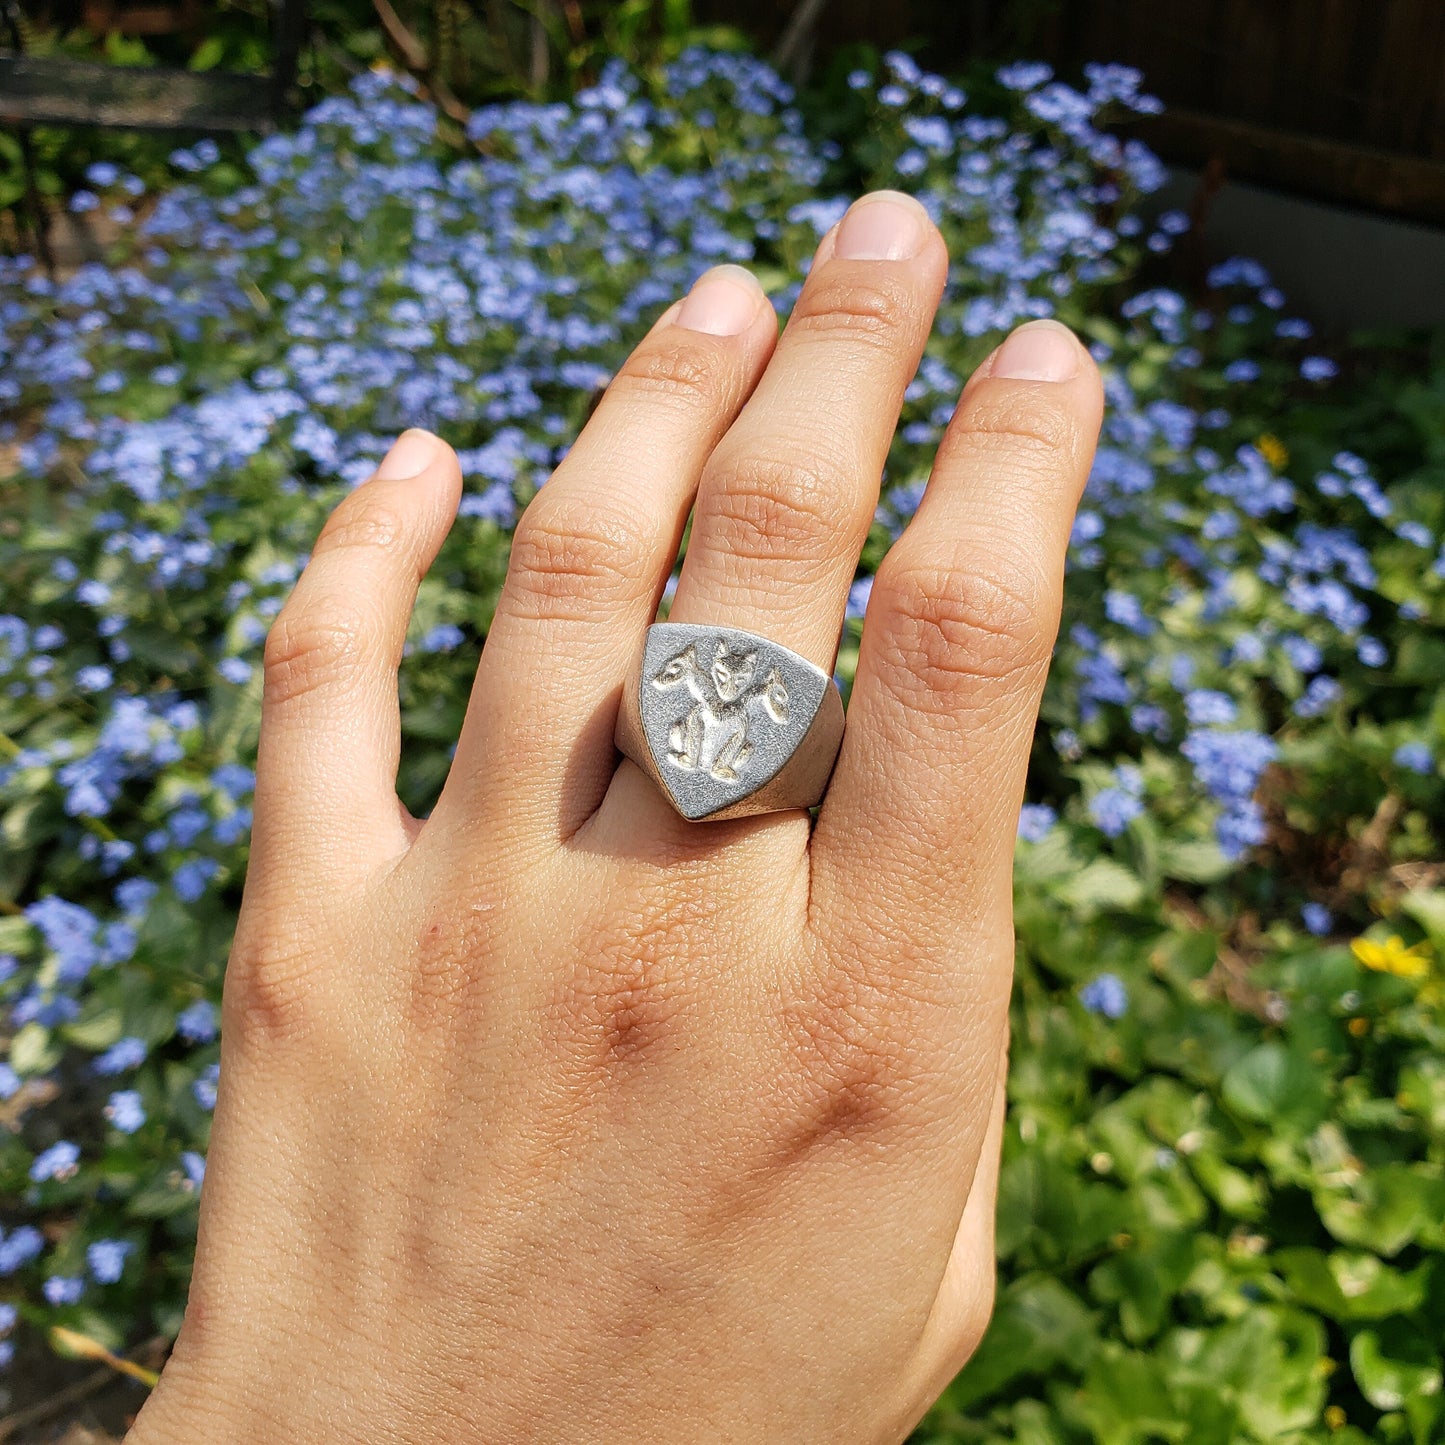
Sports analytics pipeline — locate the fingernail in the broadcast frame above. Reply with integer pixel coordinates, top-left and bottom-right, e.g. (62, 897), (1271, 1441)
(991, 320), (1080, 383)
(376, 429), (440, 480)
(676, 265), (764, 336)
(834, 191), (927, 261)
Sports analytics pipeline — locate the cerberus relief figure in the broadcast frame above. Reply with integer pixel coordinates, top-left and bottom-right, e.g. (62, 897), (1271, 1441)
(650, 638), (790, 783)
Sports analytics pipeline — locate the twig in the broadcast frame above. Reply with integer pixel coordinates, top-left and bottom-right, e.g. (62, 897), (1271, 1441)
(0, 1365), (115, 1441)
(0, 1333), (166, 1440)
(50, 1327), (162, 1388)
(372, 0), (427, 69)
(1338, 790), (1403, 897)
(529, 2), (549, 93)
(370, 0), (472, 124)
(771, 0), (829, 81)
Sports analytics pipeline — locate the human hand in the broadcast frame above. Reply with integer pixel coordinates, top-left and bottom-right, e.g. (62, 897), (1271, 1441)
(128, 190), (1103, 1444)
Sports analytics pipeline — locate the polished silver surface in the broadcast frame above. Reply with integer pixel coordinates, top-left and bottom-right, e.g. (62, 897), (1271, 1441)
(616, 622), (845, 821)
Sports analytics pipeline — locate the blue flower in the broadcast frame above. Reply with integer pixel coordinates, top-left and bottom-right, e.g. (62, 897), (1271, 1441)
(211, 764), (256, 799)
(1079, 973), (1128, 1018)
(1089, 787), (1142, 837)
(30, 1140), (80, 1182)
(94, 1036), (147, 1075)
(43, 1275), (85, 1305)
(114, 877), (159, 916)
(87, 1239), (134, 1284)
(1017, 804), (1057, 843)
(1301, 903), (1332, 936)
(193, 1062), (221, 1111)
(1394, 742), (1434, 775)
(418, 623), (465, 653)
(1184, 690), (1238, 727)
(0, 1227), (44, 1274)
(1294, 676), (1342, 719)
(997, 61), (1053, 91)
(173, 857), (221, 902)
(1357, 636), (1387, 667)
(1104, 589), (1154, 635)
(105, 1089), (146, 1134)
(177, 999), (219, 1042)
(1299, 356), (1337, 382)
(25, 897), (101, 984)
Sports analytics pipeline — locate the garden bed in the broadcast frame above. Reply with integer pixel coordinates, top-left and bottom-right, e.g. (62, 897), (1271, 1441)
(0, 46), (1442, 1445)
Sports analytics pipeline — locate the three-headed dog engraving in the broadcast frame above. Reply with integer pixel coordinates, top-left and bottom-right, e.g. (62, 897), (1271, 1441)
(649, 638), (790, 782)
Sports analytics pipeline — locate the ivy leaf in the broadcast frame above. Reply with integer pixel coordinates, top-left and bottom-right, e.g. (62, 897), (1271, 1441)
(1054, 858), (1146, 915)
(1317, 1164), (1445, 1257)
(948, 1275), (1096, 1410)
(1221, 1042), (1328, 1134)
(1350, 1323), (1443, 1412)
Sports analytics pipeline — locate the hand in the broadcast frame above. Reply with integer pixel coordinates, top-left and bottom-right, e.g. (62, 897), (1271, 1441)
(128, 190), (1103, 1444)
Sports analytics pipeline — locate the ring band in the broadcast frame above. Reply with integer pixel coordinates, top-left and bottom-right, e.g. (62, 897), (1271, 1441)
(615, 622), (845, 821)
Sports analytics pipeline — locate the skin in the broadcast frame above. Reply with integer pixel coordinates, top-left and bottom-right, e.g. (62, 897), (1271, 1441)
(127, 190), (1104, 1444)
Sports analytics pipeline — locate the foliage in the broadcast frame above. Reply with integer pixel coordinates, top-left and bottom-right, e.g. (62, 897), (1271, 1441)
(0, 44), (1442, 1440)
(0, 0), (744, 218)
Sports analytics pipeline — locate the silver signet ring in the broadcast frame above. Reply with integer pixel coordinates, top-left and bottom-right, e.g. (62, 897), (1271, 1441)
(615, 622), (846, 821)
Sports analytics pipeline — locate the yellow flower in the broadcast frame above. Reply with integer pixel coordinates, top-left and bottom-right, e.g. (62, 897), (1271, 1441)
(1256, 433), (1289, 470)
(1351, 934), (1433, 979)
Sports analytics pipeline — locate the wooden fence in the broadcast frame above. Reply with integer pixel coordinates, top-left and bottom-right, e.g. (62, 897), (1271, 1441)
(705, 0), (1445, 224)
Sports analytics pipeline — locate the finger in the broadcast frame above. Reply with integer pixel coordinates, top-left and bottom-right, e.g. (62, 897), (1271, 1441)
(811, 319), (1102, 990)
(664, 191), (948, 681)
(254, 430), (461, 880)
(429, 266), (777, 849)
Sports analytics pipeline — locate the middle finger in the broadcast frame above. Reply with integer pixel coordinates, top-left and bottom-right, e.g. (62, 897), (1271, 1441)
(601, 190), (947, 832)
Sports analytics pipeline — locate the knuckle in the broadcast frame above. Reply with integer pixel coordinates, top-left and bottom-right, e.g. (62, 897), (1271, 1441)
(224, 925), (341, 1052)
(699, 449), (850, 567)
(609, 340), (724, 408)
(547, 890), (702, 1080)
(312, 494), (408, 559)
(506, 491), (656, 621)
(404, 902), (504, 1028)
(775, 960), (936, 1152)
(870, 545), (1055, 700)
(789, 268), (916, 346)
(945, 389), (1078, 470)
(262, 601), (373, 707)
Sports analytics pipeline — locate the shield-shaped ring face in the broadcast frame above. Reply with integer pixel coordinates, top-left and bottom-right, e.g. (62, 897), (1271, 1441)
(630, 622), (835, 821)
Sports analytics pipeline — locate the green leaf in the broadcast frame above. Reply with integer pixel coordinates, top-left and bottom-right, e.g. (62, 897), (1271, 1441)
(1318, 1164), (1445, 1257)
(188, 35), (227, 71)
(1157, 837), (1231, 884)
(948, 1275), (1096, 1410)
(1400, 890), (1445, 953)
(1350, 1324), (1443, 1412)
(9, 1022), (60, 1075)
(1278, 1246), (1428, 1320)
(1221, 1042), (1328, 1133)
(1074, 1347), (1185, 1445)
(1053, 858), (1146, 915)
(62, 1007), (124, 1051)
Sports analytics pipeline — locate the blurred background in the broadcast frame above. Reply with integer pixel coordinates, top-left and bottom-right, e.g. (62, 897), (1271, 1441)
(2, 4), (1444, 1444)
(6, 0), (1445, 322)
